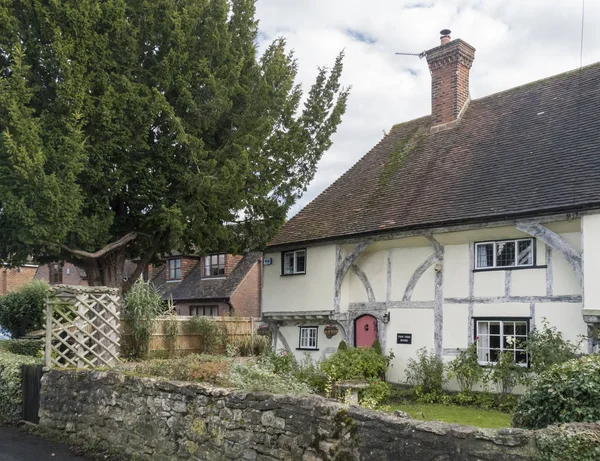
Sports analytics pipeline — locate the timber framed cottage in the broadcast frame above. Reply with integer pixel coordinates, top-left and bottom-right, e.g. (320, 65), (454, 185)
(261, 31), (600, 385)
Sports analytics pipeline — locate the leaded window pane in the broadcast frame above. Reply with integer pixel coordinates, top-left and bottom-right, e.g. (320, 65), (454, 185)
(496, 241), (516, 267)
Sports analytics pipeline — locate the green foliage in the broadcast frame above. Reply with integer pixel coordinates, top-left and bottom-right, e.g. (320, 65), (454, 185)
(229, 357), (313, 395)
(513, 355), (600, 429)
(360, 379), (391, 409)
(260, 349), (297, 374)
(536, 427), (600, 461)
(337, 340), (348, 351)
(163, 298), (179, 357)
(186, 317), (228, 354)
(488, 351), (526, 396)
(228, 335), (269, 357)
(405, 347), (446, 397)
(527, 319), (581, 372)
(447, 343), (485, 392)
(0, 351), (42, 419)
(0, 339), (43, 357)
(0, 281), (49, 338)
(320, 346), (393, 381)
(122, 280), (164, 359)
(0, 0), (349, 289)
(371, 339), (382, 355)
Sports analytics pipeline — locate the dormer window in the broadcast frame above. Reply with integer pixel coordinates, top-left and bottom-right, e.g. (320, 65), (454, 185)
(49, 263), (63, 284)
(204, 254), (225, 277)
(168, 258), (182, 280)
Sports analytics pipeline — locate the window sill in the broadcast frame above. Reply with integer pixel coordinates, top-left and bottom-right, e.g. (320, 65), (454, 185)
(281, 272), (306, 277)
(166, 279), (182, 283)
(473, 265), (547, 273)
(201, 276), (226, 280)
(296, 348), (319, 351)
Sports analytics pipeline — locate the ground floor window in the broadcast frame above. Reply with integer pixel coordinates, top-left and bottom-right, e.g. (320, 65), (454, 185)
(190, 305), (219, 316)
(298, 326), (318, 350)
(475, 318), (529, 366)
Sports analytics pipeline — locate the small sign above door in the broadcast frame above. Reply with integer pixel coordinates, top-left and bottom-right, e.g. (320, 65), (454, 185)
(396, 333), (412, 344)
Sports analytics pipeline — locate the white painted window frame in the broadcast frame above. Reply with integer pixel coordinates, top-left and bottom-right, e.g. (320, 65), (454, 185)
(474, 238), (534, 269)
(299, 326), (318, 349)
(282, 249), (306, 275)
(475, 319), (529, 367)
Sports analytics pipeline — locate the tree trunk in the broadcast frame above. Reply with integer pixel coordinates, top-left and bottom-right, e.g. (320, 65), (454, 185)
(83, 248), (126, 289)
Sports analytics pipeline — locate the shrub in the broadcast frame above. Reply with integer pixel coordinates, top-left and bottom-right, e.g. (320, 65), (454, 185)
(536, 426), (600, 461)
(229, 358), (313, 395)
(260, 349), (297, 374)
(0, 339), (43, 357)
(228, 335), (270, 356)
(488, 351), (525, 396)
(527, 319), (581, 372)
(0, 351), (42, 419)
(186, 317), (228, 354)
(320, 346), (393, 381)
(371, 339), (382, 355)
(121, 354), (231, 385)
(447, 342), (485, 392)
(0, 281), (49, 338)
(122, 280), (164, 359)
(294, 354), (327, 393)
(405, 347), (446, 397)
(513, 355), (600, 429)
(360, 379), (391, 409)
(337, 340), (348, 351)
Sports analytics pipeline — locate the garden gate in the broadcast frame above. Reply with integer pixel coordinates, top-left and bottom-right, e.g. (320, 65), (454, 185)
(44, 285), (121, 369)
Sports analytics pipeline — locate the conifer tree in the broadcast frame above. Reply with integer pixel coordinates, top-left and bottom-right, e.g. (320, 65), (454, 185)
(0, 0), (349, 290)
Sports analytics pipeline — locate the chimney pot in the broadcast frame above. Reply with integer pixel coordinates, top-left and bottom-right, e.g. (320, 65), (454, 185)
(440, 29), (451, 45)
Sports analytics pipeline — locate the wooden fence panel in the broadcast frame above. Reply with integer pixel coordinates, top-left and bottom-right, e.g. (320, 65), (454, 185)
(122, 316), (259, 355)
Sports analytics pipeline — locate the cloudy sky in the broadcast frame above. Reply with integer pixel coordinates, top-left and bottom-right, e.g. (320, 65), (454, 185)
(254, 0), (600, 216)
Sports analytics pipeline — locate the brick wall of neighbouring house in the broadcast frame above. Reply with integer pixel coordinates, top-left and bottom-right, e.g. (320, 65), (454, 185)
(34, 263), (87, 286)
(230, 260), (261, 317)
(225, 254), (243, 277)
(179, 257), (200, 280)
(0, 266), (37, 295)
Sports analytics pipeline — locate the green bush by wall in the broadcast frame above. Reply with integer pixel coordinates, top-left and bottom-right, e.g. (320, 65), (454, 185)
(0, 339), (43, 357)
(0, 351), (42, 419)
(0, 281), (49, 338)
(513, 355), (600, 429)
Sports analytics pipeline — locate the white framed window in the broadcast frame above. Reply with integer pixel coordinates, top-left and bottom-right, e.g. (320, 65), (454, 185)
(475, 238), (534, 269)
(475, 318), (529, 366)
(298, 326), (318, 350)
(282, 249), (306, 275)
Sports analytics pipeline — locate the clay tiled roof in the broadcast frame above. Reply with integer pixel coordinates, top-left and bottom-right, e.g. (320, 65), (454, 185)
(153, 252), (261, 301)
(269, 62), (600, 248)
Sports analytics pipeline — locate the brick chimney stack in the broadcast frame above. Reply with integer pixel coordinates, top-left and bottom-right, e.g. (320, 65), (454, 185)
(425, 30), (475, 132)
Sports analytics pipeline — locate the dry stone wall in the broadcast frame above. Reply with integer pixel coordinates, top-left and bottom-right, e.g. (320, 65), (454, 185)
(40, 370), (546, 460)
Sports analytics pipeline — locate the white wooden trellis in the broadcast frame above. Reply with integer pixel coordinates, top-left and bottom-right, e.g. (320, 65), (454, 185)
(44, 285), (121, 369)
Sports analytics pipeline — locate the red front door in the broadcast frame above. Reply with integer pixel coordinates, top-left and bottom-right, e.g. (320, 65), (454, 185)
(355, 315), (377, 348)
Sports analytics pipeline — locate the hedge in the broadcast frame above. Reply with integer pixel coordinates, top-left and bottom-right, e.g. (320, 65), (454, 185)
(0, 339), (43, 357)
(0, 351), (42, 420)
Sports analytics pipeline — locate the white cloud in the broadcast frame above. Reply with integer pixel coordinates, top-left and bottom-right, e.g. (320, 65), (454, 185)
(254, 0), (600, 216)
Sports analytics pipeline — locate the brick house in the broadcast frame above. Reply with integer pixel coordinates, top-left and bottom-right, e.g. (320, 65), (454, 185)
(1, 264), (38, 295)
(34, 262), (88, 286)
(261, 30), (600, 387)
(152, 252), (262, 317)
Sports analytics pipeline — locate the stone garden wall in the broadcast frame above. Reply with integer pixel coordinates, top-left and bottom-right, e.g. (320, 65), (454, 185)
(38, 370), (566, 460)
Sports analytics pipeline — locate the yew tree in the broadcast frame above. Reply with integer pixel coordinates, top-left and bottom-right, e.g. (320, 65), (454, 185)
(0, 0), (349, 290)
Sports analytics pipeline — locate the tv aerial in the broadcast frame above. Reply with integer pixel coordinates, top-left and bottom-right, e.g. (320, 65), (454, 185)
(395, 29), (451, 59)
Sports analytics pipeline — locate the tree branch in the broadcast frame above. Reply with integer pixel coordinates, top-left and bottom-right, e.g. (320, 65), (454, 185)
(122, 233), (164, 293)
(59, 233), (138, 260)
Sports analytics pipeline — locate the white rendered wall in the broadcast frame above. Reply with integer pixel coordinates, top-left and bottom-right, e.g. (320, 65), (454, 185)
(262, 245), (336, 313)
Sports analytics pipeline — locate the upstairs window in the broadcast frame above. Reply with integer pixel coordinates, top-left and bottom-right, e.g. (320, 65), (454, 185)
(190, 305), (219, 316)
(298, 326), (318, 350)
(49, 263), (63, 284)
(204, 254), (225, 277)
(475, 318), (529, 366)
(282, 249), (306, 275)
(475, 239), (534, 269)
(168, 258), (182, 280)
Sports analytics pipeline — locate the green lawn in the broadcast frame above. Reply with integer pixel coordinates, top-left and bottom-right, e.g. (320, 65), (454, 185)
(383, 403), (512, 429)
